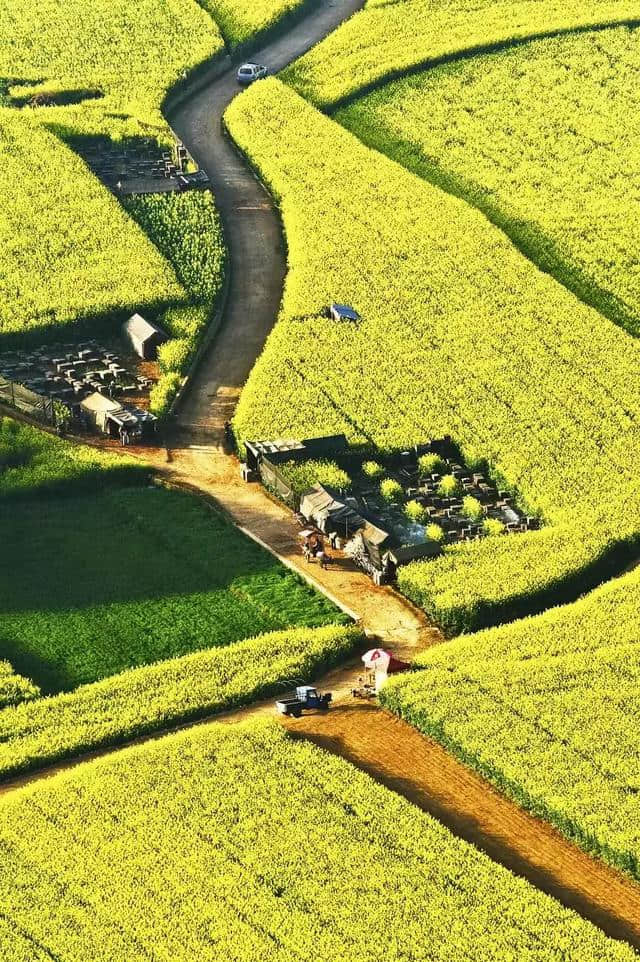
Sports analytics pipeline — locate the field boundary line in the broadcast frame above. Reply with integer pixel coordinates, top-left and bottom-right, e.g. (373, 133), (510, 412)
(327, 16), (640, 112)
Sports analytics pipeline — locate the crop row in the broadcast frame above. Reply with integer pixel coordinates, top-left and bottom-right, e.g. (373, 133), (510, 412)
(338, 26), (640, 338)
(0, 720), (634, 960)
(0, 485), (344, 692)
(226, 79), (640, 630)
(0, 625), (358, 780)
(282, 0), (640, 109)
(382, 564), (640, 881)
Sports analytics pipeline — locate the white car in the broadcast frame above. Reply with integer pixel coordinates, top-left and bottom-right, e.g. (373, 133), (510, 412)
(236, 63), (268, 86)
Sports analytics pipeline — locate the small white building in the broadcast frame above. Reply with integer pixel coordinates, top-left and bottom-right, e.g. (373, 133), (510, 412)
(80, 392), (123, 433)
(122, 313), (168, 360)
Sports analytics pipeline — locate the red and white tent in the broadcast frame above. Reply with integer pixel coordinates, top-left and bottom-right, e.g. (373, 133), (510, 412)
(361, 648), (410, 690)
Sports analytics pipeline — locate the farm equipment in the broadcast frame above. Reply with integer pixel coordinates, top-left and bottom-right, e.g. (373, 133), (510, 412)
(351, 671), (376, 699)
(275, 685), (332, 718)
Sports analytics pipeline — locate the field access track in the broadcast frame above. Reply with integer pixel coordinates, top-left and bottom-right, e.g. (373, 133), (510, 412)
(169, 0), (365, 438)
(165, 3), (640, 948)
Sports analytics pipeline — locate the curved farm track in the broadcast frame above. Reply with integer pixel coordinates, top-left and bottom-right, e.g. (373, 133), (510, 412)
(169, 0), (366, 439)
(7, 2), (640, 953)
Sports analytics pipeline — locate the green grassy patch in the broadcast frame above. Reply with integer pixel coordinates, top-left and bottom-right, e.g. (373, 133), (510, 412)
(0, 417), (147, 500)
(0, 486), (345, 692)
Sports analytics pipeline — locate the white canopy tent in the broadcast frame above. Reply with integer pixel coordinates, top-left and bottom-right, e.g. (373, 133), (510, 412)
(361, 648), (410, 691)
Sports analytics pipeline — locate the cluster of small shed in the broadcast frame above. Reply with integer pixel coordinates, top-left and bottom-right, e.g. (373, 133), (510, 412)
(0, 311), (167, 437)
(243, 433), (536, 584)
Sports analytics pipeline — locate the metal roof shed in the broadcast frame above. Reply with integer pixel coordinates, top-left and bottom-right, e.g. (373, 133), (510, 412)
(80, 392), (123, 433)
(329, 303), (361, 323)
(299, 484), (364, 534)
(122, 313), (168, 360)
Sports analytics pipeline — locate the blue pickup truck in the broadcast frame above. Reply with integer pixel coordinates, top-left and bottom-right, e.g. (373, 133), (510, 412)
(275, 686), (332, 718)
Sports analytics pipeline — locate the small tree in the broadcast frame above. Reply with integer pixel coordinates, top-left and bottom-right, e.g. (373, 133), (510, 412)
(362, 460), (384, 479)
(437, 474), (461, 499)
(418, 453), (444, 476)
(426, 523), (445, 543)
(483, 518), (505, 537)
(405, 499), (427, 524)
(462, 495), (483, 522)
(380, 478), (403, 503)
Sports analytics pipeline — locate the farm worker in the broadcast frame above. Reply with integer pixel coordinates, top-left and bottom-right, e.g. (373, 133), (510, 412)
(318, 548), (328, 570)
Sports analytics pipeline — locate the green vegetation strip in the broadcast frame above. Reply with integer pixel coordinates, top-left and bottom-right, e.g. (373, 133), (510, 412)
(0, 485), (344, 692)
(382, 565), (640, 882)
(282, 0), (640, 109)
(0, 626), (358, 780)
(0, 721), (634, 960)
(338, 26), (640, 338)
(225, 79), (640, 632)
(0, 417), (147, 500)
(123, 191), (226, 416)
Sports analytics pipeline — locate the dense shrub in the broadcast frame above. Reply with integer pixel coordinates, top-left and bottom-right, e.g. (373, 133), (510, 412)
(418, 452), (444, 476)
(380, 478), (403, 503)
(405, 499), (427, 524)
(462, 495), (484, 521)
(438, 475), (461, 499)
(362, 459), (384, 479)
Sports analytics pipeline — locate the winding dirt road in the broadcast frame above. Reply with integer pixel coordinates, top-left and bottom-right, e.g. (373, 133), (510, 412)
(169, 0), (365, 438)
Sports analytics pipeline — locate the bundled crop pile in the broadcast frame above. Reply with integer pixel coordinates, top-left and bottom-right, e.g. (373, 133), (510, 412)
(282, 0), (640, 108)
(0, 625), (359, 779)
(382, 564), (640, 881)
(226, 79), (640, 630)
(0, 721), (634, 960)
(338, 25), (640, 337)
(0, 485), (344, 692)
(0, 416), (147, 498)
